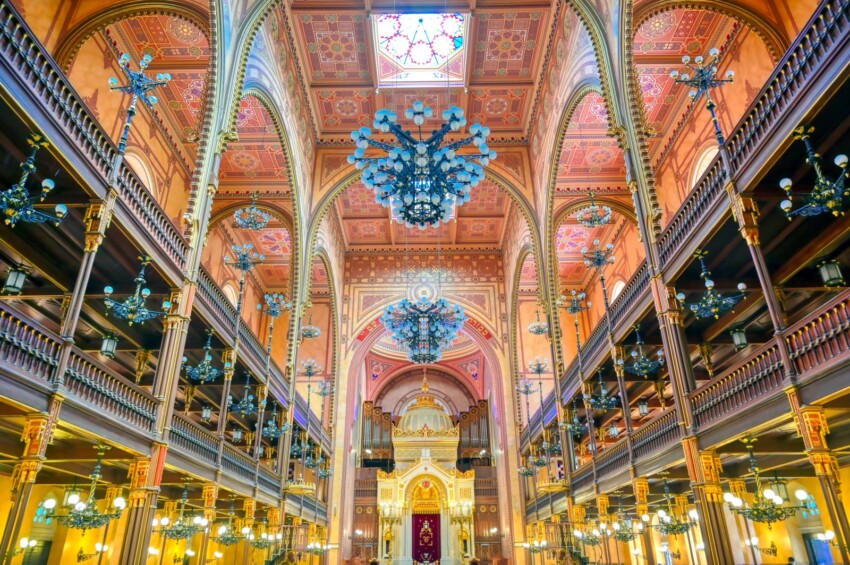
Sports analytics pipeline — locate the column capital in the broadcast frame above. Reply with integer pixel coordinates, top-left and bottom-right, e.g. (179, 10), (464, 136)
(597, 494), (609, 517)
(572, 503), (586, 525)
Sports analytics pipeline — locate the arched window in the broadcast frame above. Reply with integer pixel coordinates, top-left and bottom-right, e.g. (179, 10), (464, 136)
(689, 145), (719, 190)
(124, 151), (158, 199)
(611, 280), (626, 301)
(223, 282), (238, 307)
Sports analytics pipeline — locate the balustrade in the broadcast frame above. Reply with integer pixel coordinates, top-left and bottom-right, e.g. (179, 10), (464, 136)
(169, 413), (219, 467)
(787, 289), (850, 376)
(222, 443), (258, 482)
(0, 304), (59, 381)
(593, 437), (630, 478)
(630, 408), (681, 460)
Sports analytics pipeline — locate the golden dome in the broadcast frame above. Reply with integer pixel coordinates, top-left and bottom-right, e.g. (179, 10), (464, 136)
(397, 373), (453, 433)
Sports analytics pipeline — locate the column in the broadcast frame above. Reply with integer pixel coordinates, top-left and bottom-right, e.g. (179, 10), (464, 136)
(191, 483), (218, 565)
(683, 437), (734, 565)
(597, 494), (611, 564)
(0, 399), (62, 564)
(216, 348), (236, 466)
(152, 291), (192, 439)
(788, 391), (850, 563)
(253, 385), (268, 458)
(241, 498), (255, 565)
(728, 192), (797, 377)
(633, 477), (654, 564)
(53, 199), (118, 384)
(613, 346), (634, 435)
(652, 279), (696, 430)
(118, 448), (167, 564)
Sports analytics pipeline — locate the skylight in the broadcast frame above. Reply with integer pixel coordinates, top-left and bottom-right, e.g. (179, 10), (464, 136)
(374, 13), (468, 88)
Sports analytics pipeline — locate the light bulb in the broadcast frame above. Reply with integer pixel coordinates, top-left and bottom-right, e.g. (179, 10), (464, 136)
(826, 530), (836, 540)
(795, 489), (808, 501)
(43, 498), (56, 510)
(67, 493), (80, 505)
(763, 488), (776, 500)
(160, 517), (170, 526)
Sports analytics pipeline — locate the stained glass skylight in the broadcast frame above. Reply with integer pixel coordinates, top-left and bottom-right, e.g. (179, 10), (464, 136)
(374, 13), (468, 88)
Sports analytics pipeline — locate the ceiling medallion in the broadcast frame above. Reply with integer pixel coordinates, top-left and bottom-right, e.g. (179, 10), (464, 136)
(348, 102), (496, 229)
(380, 296), (467, 363)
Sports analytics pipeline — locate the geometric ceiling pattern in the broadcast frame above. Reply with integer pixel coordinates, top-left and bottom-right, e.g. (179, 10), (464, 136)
(555, 218), (619, 285)
(105, 15), (210, 163)
(334, 178), (511, 249)
(290, 3), (552, 143)
(633, 9), (739, 159)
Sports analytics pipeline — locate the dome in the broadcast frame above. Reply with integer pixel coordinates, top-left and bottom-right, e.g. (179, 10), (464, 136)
(397, 374), (453, 433)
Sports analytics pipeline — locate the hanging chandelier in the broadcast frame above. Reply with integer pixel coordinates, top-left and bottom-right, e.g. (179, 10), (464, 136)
(611, 498), (637, 542)
(653, 477), (695, 536)
(584, 369), (619, 411)
(573, 529), (601, 547)
(676, 250), (746, 319)
(228, 375), (257, 417)
(1, 133), (68, 228)
(53, 445), (126, 531)
(528, 356), (549, 376)
(561, 400), (585, 438)
(380, 296), (466, 363)
(300, 312), (321, 340)
(258, 292), (292, 320)
(182, 330), (225, 384)
(527, 305), (549, 336)
(155, 481), (207, 540)
(573, 192), (612, 228)
(724, 437), (810, 526)
(262, 404), (287, 440)
(348, 103), (496, 228)
(213, 501), (243, 547)
(780, 125), (849, 218)
(233, 192), (271, 231)
(619, 326), (664, 378)
(104, 256), (172, 325)
(517, 460), (537, 478)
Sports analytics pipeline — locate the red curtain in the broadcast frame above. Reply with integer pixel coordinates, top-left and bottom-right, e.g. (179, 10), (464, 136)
(412, 513), (441, 563)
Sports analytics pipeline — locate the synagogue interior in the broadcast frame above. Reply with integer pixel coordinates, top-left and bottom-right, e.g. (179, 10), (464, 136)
(0, 0), (849, 564)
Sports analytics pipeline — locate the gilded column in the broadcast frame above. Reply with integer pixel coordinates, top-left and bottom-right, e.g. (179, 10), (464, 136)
(0, 398), (61, 565)
(597, 494), (611, 564)
(53, 199), (117, 384)
(632, 477), (654, 562)
(788, 390), (850, 563)
(683, 437), (734, 564)
(241, 498), (256, 565)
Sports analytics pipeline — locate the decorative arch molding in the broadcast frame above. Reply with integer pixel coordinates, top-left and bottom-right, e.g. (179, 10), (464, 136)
(542, 81), (603, 371)
(310, 248), (341, 430)
(207, 201), (295, 235)
(53, 1), (211, 72)
(337, 315), (517, 556)
(552, 197), (638, 228)
(404, 473), (449, 503)
(372, 364), (480, 408)
(509, 245), (535, 414)
(632, 0), (786, 62)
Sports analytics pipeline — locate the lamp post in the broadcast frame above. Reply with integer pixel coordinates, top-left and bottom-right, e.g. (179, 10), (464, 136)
(670, 47), (734, 146)
(556, 289), (593, 459)
(253, 292), (292, 458)
(224, 244), (265, 326)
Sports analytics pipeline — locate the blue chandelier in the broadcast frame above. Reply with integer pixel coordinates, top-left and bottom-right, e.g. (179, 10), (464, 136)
(1, 134), (68, 228)
(262, 404), (288, 440)
(381, 296), (467, 363)
(182, 330), (225, 384)
(228, 375), (257, 417)
(561, 400), (585, 438)
(527, 305), (549, 336)
(104, 256), (171, 325)
(584, 369), (619, 411)
(300, 312), (321, 340)
(779, 125), (849, 218)
(233, 192), (271, 231)
(348, 103), (496, 228)
(258, 292), (292, 320)
(618, 326), (664, 378)
(676, 250), (746, 319)
(53, 446), (125, 531)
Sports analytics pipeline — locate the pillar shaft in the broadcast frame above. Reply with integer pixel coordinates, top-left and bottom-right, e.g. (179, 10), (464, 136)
(683, 439), (734, 565)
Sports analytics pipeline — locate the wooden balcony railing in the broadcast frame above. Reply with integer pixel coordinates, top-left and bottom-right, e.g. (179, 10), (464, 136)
(0, 304), (60, 382)
(222, 443), (257, 482)
(258, 465), (282, 495)
(0, 2), (189, 272)
(594, 437), (630, 478)
(630, 408), (681, 461)
(570, 462), (594, 494)
(65, 351), (158, 432)
(726, 0), (850, 174)
(690, 343), (784, 429)
(196, 267), (238, 332)
(169, 413), (220, 467)
(787, 289), (850, 376)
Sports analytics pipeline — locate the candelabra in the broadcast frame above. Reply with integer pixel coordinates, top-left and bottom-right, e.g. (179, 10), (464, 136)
(233, 192), (271, 231)
(155, 481), (207, 540)
(670, 47), (734, 145)
(724, 437), (810, 526)
(212, 500), (243, 546)
(182, 329), (225, 384)
(676, 250), (746, 319)
(225, 244), (264, 317)
(780, 125), (849, 218)
(584, 369), (618, 411)
(618, 326), (664, 378)
(0, 133), (68, 227)
(574, 192), (612, 228)
(108, 53), (171, 156)
(52, 445), (126, 531)
(104, 256), (172, 325)
(228, 376), (257, 417)
(652, 477), (695, 536)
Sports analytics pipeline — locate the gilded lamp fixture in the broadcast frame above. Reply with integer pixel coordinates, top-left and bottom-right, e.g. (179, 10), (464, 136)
(154, 481), (207, 540)
(652, 477), (696, 536)
(348, 103), (495, 229)
(676, 250), (746, 319)
(780, 125), (849, 218)
(49, 446), (126, 531)
(103, 256), (172, 325)
(0, 134), (67, 227)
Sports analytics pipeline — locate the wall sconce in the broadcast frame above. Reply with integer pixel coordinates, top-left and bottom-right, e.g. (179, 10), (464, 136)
(201, 405), (213, 423)
(730, 325), (748, 350)
(817, 258), (845, 287)
(3, 264), (29, 295)
(638, 397), (649, 417)
(100, 332), (119, 358)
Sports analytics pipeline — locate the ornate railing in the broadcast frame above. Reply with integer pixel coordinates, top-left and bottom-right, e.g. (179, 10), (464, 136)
(64, 352), (158, 432)
(570, 462), (594, 493)
(258, 465), (281, 494)
(727, 0), (850, 173)
(196, 267), (238, 332)
(609, 261), (651, 329)
(787, 290), (850, 376)
(631, 408), (680, 460)
(593, 437), (630, 478)
(170, 413), (219, 466)
(0, 2), (188, 271)
(0, 303), (59, 381)
(690, 343), (784, 429)
(222, 443), (257, 482)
